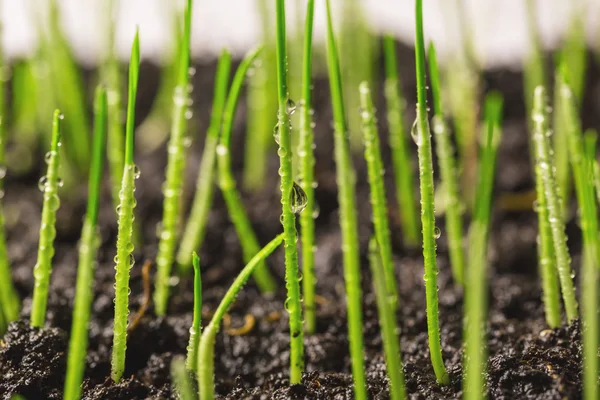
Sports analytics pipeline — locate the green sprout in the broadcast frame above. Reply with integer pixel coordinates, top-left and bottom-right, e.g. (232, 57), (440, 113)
(553, 65), (571, 219)
(171, 356), (195, 400)
(274, 0), (304, 382)
(64, 85), (108, 400)
(111, 30), (140, 383)
(186, 252), (202, 373)
(215, 45), (276, 294)
(176, 49), (232, 271)
(154, 0), (194, 316)
(368, 238), (406, 400)
(382, 34), (419, 247)
(428, 42), (465, 286)
(30, 109), (63, 328)
(198, 233), (285, 400)
(414, 0), (449, 384)
(463, 91), (503, 400)
(325, 0), (367, 396)
(359, 81), (398, 306)
(298, 0), (317, 334)
(588, 129), (600, 205)
(536, 83), (578, 324)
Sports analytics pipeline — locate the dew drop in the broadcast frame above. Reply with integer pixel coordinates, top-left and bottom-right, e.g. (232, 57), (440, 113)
(183, 136), (192, 148)
(411, 118), (422, 146)
(126, 242), (134, 253)
(290, 181), (308, 214)
(38, 176), (48, 192)
(216, 145), (228, 156)
(133, 165), (141, 179)
(273, 123), (281, 145)
(44, 151), (56, 164)
(185, 109), (193, 120)
(188, 66), (197, 76)
(58, 113), (65, 120)
(286, 98), (296, 115)
(0, 166), (7, 179)
(312, 202), (320, 219)
(434, 226), (441, 239)
(48, 194), (60, 212)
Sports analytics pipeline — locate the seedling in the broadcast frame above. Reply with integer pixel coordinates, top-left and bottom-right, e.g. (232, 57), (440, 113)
(359, 81), (398, 306)
(215, 45), (276, 294)
(274, 0), (304, 382)
(176, 50), (231, 271)
(155, 0), (194, 316)
(198, 233), (285, 400)
(64, 85), (108, 400)
(463, 92), (503, 400)
(30, 109), (63, 328)
(171, 356), (195, 400)
(324, 0), (367, 396)
(428, 42), (465, 286)
(382, 34), (419, 247)
(298, 0), (317, 334)
(186, 252), (202, 373)
(414, 0), (449, 384)
(110, 30), (140, 383)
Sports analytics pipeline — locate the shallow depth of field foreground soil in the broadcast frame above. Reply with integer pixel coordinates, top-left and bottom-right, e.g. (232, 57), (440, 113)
(0, 42), (595, 399)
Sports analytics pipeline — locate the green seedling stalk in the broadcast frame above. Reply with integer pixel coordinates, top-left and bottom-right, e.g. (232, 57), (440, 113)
(110, 31), (140, 383)
(275, 0), (305, 383)
(171, 356), (195, 400)
(368, 238), (406, 400)
(11, 61), (39, 147)
(428, 42), (465, 286)
(30, 109), (63, 328)
(553, 66), (570, 219)
(588, 129), (600, 205)
(186, 252), (202, 372)
(463, 92), (503, 400)
(154, 0), (194, 316)
(298, 0), (317, 335)
(536, 84), (578, 324)
(414, 0), (449, 385)
(216, 45), (276, 293)
(561, 4), (586, 103)
(64, 85), (108, 400)
(581, 130), (599, 400)
(325, 0), (367, 396)
(198, 233), (284, 400)
(523, 0), (548, 120)
(176, 50), (231, 271)
(382, 34), (420, 247)
(359, 82), (398, 307)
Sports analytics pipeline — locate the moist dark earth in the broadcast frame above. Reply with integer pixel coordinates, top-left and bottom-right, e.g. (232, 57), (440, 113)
(0, 41), (596, 399)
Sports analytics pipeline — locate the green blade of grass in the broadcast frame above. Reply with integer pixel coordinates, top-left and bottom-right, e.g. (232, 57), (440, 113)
(523, 0), (548, 120)
(64, 85), (108, 400)
(325, 1), (367, 396)
(216, 45), (276, 293)
(198, 233), (284, 400)
(274, 0), (305, 382)
(553, 65), (571, 219)
(11, 61), (39, 147)
(588, 129), (600, 205)
(368, 238), (406, 400)
(536, 83), (578, 324)
(414, 0), (449, 384)
(561, 5), (587, 103)
(382, 34), (420, 247)
(298, 0), (317, 335)
(463, 91), (503, 399)
(154, 0), (195, 316)
(428, 42), (465, 286)
(186, 252), (202, 372)
(30, 109), (63, 328)
(359, 81), (398, 307)
(176, 49), (231, 271)
(171, 356), (195, 400)
(110, 30), (140, 382)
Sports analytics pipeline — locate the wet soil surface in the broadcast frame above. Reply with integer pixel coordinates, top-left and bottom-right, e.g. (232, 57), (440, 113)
(1, 42), (597, 399)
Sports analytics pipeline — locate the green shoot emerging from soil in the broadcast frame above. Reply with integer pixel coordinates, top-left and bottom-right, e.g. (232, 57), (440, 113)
(30, 109), (63, 328)
(368, 238), (406, 400)
(463, 91), (503, 400)
(171, 356), (195, 400)
(428, 42), (465, 286)
(382, 34), (419, 247)
(414, 0), (449, 384)
(325, 0), (367, 396)
(186, 252), (202, 373)
(274, 0), (304, 382)
(64, 85), (108, 400)
(298, 0), (317, 335)
(216, 45), (276, 293)
(198, 233), (284, 400)
(359, 81), (398, 306)
(154, 0), (194, 316)
(111, 30), (140, 383)
(176, 49), (231, 271)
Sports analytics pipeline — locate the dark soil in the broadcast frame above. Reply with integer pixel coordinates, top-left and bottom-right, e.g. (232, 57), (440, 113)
(0, 41), (597, 399)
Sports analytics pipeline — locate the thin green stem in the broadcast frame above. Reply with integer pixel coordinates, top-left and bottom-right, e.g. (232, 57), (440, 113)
(186, 252), (202, 373)
(382, 34), (419, 247)
(588, 129), (600, 205)
(171, 356), (195, 400)
(198, 233), (284, 400)
(414, 0), (449, 384)
(325, 1), (367, 397)
(30, 109), (62, 328)
(110, 31), (140, 382)
(64, 85), (107, 400)
(176, 49), (231, 272)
